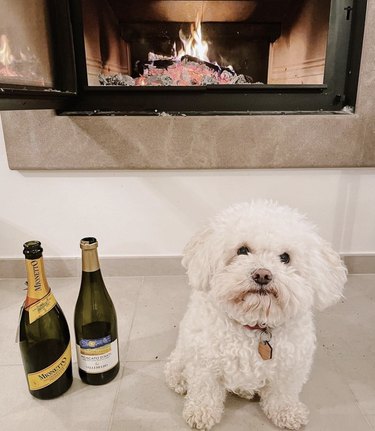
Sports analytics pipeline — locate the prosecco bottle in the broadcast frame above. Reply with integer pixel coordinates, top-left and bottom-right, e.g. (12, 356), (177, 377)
(74, 237), (120, 385)
(19, 241), (72, 399)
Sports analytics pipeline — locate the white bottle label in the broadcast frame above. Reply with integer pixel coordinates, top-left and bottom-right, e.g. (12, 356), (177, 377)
(76, 335), (119, 374)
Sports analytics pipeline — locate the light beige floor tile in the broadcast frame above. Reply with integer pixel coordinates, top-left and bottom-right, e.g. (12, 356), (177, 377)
(366, 415), (375, 429)
(315, 275), (375, 418)
(0, 278), (26, 310)
(111, 361), (278, 431)
(302, 347), (372, 430)
(112, 353), (371, 431)
(0, 363), (123, 431)
(0, 279), (29, 366)
(125, 276), (190, 361)
(0, 302), (25, 365)
(110, 361), (188, 431)
(349, 382), (375, 415)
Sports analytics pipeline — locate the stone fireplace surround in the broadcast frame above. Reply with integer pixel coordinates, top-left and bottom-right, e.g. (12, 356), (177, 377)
(1, 2), (375, 170)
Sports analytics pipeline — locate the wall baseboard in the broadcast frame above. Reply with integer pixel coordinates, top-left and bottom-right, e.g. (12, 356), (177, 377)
(0, 255), (373, 279)
(342, 255), (375, 276)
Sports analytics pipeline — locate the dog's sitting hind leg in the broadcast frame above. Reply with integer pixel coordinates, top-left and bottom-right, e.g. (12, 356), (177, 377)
(164, 348), (188, 395)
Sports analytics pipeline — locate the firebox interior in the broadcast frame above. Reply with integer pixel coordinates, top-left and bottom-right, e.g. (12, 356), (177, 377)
(81, 0), (331, 87)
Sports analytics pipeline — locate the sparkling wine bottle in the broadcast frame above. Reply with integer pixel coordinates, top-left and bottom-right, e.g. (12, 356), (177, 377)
(19, 241), (73, 399)
(74, 237), (120, 385)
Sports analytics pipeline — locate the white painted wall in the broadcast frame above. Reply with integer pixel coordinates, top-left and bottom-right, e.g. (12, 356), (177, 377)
(1, 114), (375, 259)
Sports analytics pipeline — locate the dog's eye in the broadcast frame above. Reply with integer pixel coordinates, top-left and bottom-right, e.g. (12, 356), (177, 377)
(280, 252), (290, 264)
(237, 246), (250, 256)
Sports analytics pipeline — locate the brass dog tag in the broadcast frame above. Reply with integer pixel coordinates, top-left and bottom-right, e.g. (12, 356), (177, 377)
(258, 340), (273, 360)
(258, 329), (273, 360)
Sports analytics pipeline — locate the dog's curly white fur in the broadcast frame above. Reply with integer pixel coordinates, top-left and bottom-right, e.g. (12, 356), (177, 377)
(165, 201), (347, 430)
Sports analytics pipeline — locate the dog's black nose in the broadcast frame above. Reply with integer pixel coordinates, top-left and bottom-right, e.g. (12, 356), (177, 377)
(251, 269), (273, 285)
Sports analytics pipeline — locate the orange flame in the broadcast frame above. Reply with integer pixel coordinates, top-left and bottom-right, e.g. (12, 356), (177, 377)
(0, 34), (14, 67)
(177, 14), (209, 62)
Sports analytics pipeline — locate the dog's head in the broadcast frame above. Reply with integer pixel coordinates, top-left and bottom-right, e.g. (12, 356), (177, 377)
(182, 201), (347, 328)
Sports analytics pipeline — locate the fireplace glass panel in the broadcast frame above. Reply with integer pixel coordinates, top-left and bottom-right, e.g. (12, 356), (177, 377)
(0, 0), (55, 88)
(81, 0), (331, 87)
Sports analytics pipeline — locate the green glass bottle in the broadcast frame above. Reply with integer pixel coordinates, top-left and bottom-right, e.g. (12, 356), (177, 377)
(74, 237), (120, 385)
(19, 241), (73, 399)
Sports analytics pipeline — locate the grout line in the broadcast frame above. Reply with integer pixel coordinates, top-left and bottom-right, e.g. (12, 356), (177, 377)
(142, 273), (187, 279)
(345, 382), (375, 430)
(0, 363), (23, 367)
(107, 278), (144, 431)
(123, 359), (166, 364)
(106, 365), (126, 431)
(122, 276), (144, 361)
(363, 415), (375, 431)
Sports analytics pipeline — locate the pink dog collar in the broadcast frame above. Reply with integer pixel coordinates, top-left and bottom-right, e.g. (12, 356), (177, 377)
(244, 324), (267, 331)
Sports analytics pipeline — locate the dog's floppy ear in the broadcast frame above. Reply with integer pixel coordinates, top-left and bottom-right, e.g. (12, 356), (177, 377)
(182, 225), (214, 291)
(309, 238), (347, 310)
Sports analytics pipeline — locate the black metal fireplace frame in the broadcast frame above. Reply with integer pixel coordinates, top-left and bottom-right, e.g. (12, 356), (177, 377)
(0, 0), (77, 111)
(0, 0), (367, 115)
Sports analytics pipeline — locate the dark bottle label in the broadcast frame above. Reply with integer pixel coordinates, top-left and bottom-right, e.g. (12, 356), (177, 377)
(27, 342), (71, 391)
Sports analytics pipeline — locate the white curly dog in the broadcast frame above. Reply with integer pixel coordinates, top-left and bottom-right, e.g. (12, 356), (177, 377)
(165, 201), (347, 430)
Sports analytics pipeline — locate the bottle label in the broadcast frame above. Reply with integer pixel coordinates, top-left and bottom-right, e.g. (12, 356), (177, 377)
(24, 258), (50, 307)
(27, 342), (71, 391)
(26, 290), (57, 324)
(76, 336), (119, 374)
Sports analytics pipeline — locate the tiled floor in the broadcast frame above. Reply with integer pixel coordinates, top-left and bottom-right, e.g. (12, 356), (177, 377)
(0, 274), (374, 431)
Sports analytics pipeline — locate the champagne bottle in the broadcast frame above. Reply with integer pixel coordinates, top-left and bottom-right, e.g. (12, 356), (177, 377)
(74, 237), (120, 385)
(19, 241), (73, 399)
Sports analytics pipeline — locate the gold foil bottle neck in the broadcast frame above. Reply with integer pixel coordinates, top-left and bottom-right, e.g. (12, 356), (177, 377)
(80, 237), (98, 250)
(80, 237), (100, 272)
(24, 256), (50, 308)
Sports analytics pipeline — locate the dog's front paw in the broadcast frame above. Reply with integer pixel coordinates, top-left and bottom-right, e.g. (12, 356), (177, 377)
(261, 400), (309, 430)
(183, 402), (222, 430)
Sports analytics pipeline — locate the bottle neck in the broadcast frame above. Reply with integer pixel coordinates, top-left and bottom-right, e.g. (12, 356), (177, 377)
(81, 248), (100, 272)
(24, 256), (50, 308)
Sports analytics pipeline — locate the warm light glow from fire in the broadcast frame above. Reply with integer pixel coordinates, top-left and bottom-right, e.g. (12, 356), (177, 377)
(177, 14), (209, 62)
(0, 34), (14, 67)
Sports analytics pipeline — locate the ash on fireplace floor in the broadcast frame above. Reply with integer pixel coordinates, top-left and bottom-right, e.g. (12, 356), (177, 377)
(98, 55), (254, 87)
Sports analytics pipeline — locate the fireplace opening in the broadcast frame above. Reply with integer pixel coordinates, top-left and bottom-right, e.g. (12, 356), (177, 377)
(81, 0), (331, 88)
(0, 0), (367, 114)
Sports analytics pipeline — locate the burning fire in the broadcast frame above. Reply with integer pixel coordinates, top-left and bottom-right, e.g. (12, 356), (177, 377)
(0, 34), (16, 74)
(100, 12), (251, 87)
(176, 14), (209, 62)
(0, 32), (45, 83)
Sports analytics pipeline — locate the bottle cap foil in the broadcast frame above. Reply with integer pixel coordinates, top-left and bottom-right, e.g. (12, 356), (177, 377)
(80, 237), (98, 250)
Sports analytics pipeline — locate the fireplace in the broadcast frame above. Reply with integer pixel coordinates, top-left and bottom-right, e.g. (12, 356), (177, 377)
(82, 0), (330, 87)
(0, 0), (367, 114)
